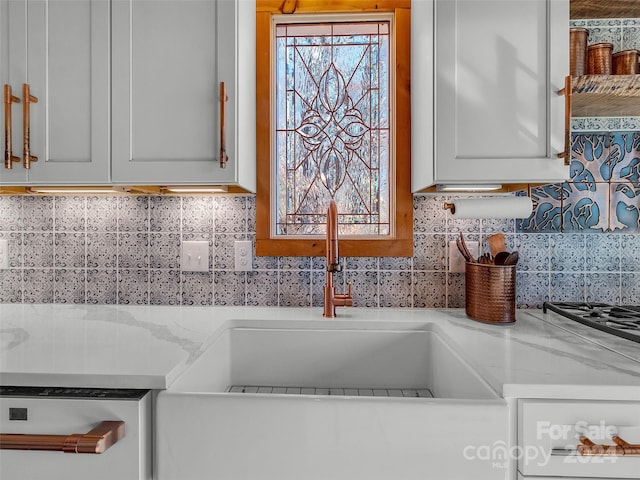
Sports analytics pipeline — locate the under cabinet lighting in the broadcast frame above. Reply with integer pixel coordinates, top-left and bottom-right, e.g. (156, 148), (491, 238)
(28, 187), (119, 194)
(164, 186), (228, 193)
(436, 184), (502, 192)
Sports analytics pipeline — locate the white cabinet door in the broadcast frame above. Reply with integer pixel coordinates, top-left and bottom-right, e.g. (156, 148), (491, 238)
(412, 0), (570, 190)
(1, 0), (110, 185)
(111, 0), (255, 190)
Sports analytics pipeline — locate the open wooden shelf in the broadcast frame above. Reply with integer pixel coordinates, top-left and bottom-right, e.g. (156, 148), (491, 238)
(571, 0), (640, 19)
(572, 75), (640, 117)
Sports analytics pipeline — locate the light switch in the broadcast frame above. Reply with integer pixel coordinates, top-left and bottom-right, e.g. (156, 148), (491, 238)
(0, 239), (8, 269)
(448, 240), (478, 273)
(181, 241), (210, 272)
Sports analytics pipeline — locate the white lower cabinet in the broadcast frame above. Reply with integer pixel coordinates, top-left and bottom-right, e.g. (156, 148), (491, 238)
(518, 400), (640, 479)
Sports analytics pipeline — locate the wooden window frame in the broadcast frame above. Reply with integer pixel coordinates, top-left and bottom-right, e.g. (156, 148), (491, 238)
(255, 0), (412, 257)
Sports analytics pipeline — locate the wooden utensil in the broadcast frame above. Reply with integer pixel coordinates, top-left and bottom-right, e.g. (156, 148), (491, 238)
(494, 251), (510, 265)
(488, 234), (505, 258)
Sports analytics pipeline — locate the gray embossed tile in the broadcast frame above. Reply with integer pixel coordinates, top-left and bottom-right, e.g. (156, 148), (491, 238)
(54, 233), (86, 268)
(150, 196), (181, 232)
(118, 269), (149, 305)
(585, 273), (621, 305)
(54, 269), (86, 304)
(0, 269), (22, 303)
(118, 233), (149, 269)
(23, 196), (53, 231)
(0, 196), (22, 231)
(118, 196), (149, 232)
(182, 196), (213, 233)
(378, 271), (411, 307)
(87, 196), (118, 232)
(54, 196), (85, 232)
(150, 233), (181, 269)
(585, 234), (620, 272)
(23, 232), (54, 268)
(181, 272), (213, 306)
(150, 270), (180, 305)
(278, 270), (311, 307)
(23, 269), (54, 304)
(213, 271), (246, 306)
(413, 271), (446, 308)
(86, 233), (117, 269)
(86, 269), (118, 304)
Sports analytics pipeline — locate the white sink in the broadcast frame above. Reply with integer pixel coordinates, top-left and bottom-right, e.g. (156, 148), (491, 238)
(156, 322), (508, 480)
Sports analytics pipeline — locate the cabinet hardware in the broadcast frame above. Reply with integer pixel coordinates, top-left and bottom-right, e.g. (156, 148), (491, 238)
(22, 84), (38, 169)
(0, 420), (125, 454)
(3, 85), (20, 169)
(578, 435), (640, 456)
(557, 75), (572, 166)
(219, 81), (229, 169)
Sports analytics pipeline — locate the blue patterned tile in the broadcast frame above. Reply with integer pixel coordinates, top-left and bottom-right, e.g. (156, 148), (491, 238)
(585, 24), (622, 51)
(23, 233), (54, 268)
(86, 233), (117, 269)
(118, 233), (149, 269)
(87, 196), (118, 232)
(0, 269), (22, 303)
(214, 196), (247, 233)
(550, 233), (585, 272)
(413, 194), (447, 233)
(515, 272), (549, 309)
(610, 182), (640, 232)
(482, 217), (515, 234)
(562, 182), (610, 233)
(550, 273), (585, 302)
(0, 232), (22, 268)
(345, 270), (378, 307)
(585, 273), (621, 305)
(378, 271), (412, 307)
(182, 196), (213, 233)
(379, 256), (412, 271)
(622, 24), (640, 50)
(214, 234), (244, 270)
(609, 132), (640, 182)
(278, 270), (311, 307)
(413, 271), (446, 308)
(118, 196), (149, 232)
(621, 273), (639, 304)
(246, 271), (278, 306)
(54, 233), (86, 268)
(585, 234), (621, 272)
(513, 234), (549, 271)
(86, 269), (118, 304)
(620, 234), (640, 273)
(279, 256), (311, 270)
(0, 196), (22, 231)
(414, 234), (447, 271)
(246, 196), (256, 233)
(149, 233), (181, 269)
(517, 184), (564, 232)
(345, 256), (378, 271)
(571, 133), (609, 183)
(23, 196), (53, 231)
(150, 196), (181, 232)
(446, 272), (465, 308)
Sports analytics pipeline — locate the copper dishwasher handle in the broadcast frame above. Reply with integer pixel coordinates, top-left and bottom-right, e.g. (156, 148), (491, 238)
(0, 420), (125, 454)
(576, 435), (640, 456)
(22, 83), (38, 169)
(556, 75), (572, 166)
(3, 84), (21, 169)
(219, 81), (229, 168)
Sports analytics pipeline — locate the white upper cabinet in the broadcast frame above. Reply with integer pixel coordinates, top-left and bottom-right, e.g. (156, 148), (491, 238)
(412, 0), (570, 191)
(111, 0), (256, 190)
(1, 0), (110, 185)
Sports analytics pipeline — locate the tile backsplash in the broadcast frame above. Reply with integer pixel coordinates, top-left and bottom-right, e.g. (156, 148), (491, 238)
(1, 154), (638, 308)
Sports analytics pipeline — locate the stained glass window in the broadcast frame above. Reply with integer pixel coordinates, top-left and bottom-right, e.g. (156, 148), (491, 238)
(274, 18), (392, 237)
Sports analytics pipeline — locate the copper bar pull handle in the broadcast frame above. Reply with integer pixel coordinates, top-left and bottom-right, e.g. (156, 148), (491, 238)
(557, 75), (572, 166)
(219, 81), (229, 169)
(3, 84), (21, 169)
(576, 435), (640, 456)
(0, 421), (125, 454)
(22, 83), (38, 169)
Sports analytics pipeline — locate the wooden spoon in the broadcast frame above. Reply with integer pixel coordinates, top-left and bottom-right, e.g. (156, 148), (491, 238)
(488, 234), (505, 258)
(494, 251), (510, 265)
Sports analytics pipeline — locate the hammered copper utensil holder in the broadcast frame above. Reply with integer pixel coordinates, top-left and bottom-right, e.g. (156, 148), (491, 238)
(570, 27), (589, 76)
(465, 263), (516, 324)
(587, 42), (613, 75)
(613, 49), (640, 74)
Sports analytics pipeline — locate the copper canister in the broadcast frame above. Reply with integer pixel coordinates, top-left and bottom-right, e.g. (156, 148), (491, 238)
(465, 263), (516, 324)
(570, 27), (589, 76)
(613, 49), (640, 74)
(587, 42), (613, 75)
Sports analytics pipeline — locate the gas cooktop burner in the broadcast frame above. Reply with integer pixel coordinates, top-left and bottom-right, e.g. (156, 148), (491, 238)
(543, 302), (640, 344)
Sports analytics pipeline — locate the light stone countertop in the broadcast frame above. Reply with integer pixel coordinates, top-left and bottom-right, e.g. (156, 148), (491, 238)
(1, 304), (638, 399)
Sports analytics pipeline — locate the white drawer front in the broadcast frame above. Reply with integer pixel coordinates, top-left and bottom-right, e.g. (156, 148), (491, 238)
(519, 400), (640, 478)
(1, 394), (151, 480)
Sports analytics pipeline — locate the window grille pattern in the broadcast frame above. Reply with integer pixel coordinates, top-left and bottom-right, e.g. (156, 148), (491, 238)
(274, 21), (391, 236)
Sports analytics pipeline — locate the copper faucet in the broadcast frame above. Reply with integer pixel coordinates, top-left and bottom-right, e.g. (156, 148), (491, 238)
(323, 200), (353, 317)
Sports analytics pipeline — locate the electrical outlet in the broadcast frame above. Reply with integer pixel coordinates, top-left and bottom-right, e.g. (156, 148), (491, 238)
(0, 239), (8, 269)
(181, 241), (209, 272)
(448, 240), (478, 273)
(234, 240), (253, 272)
